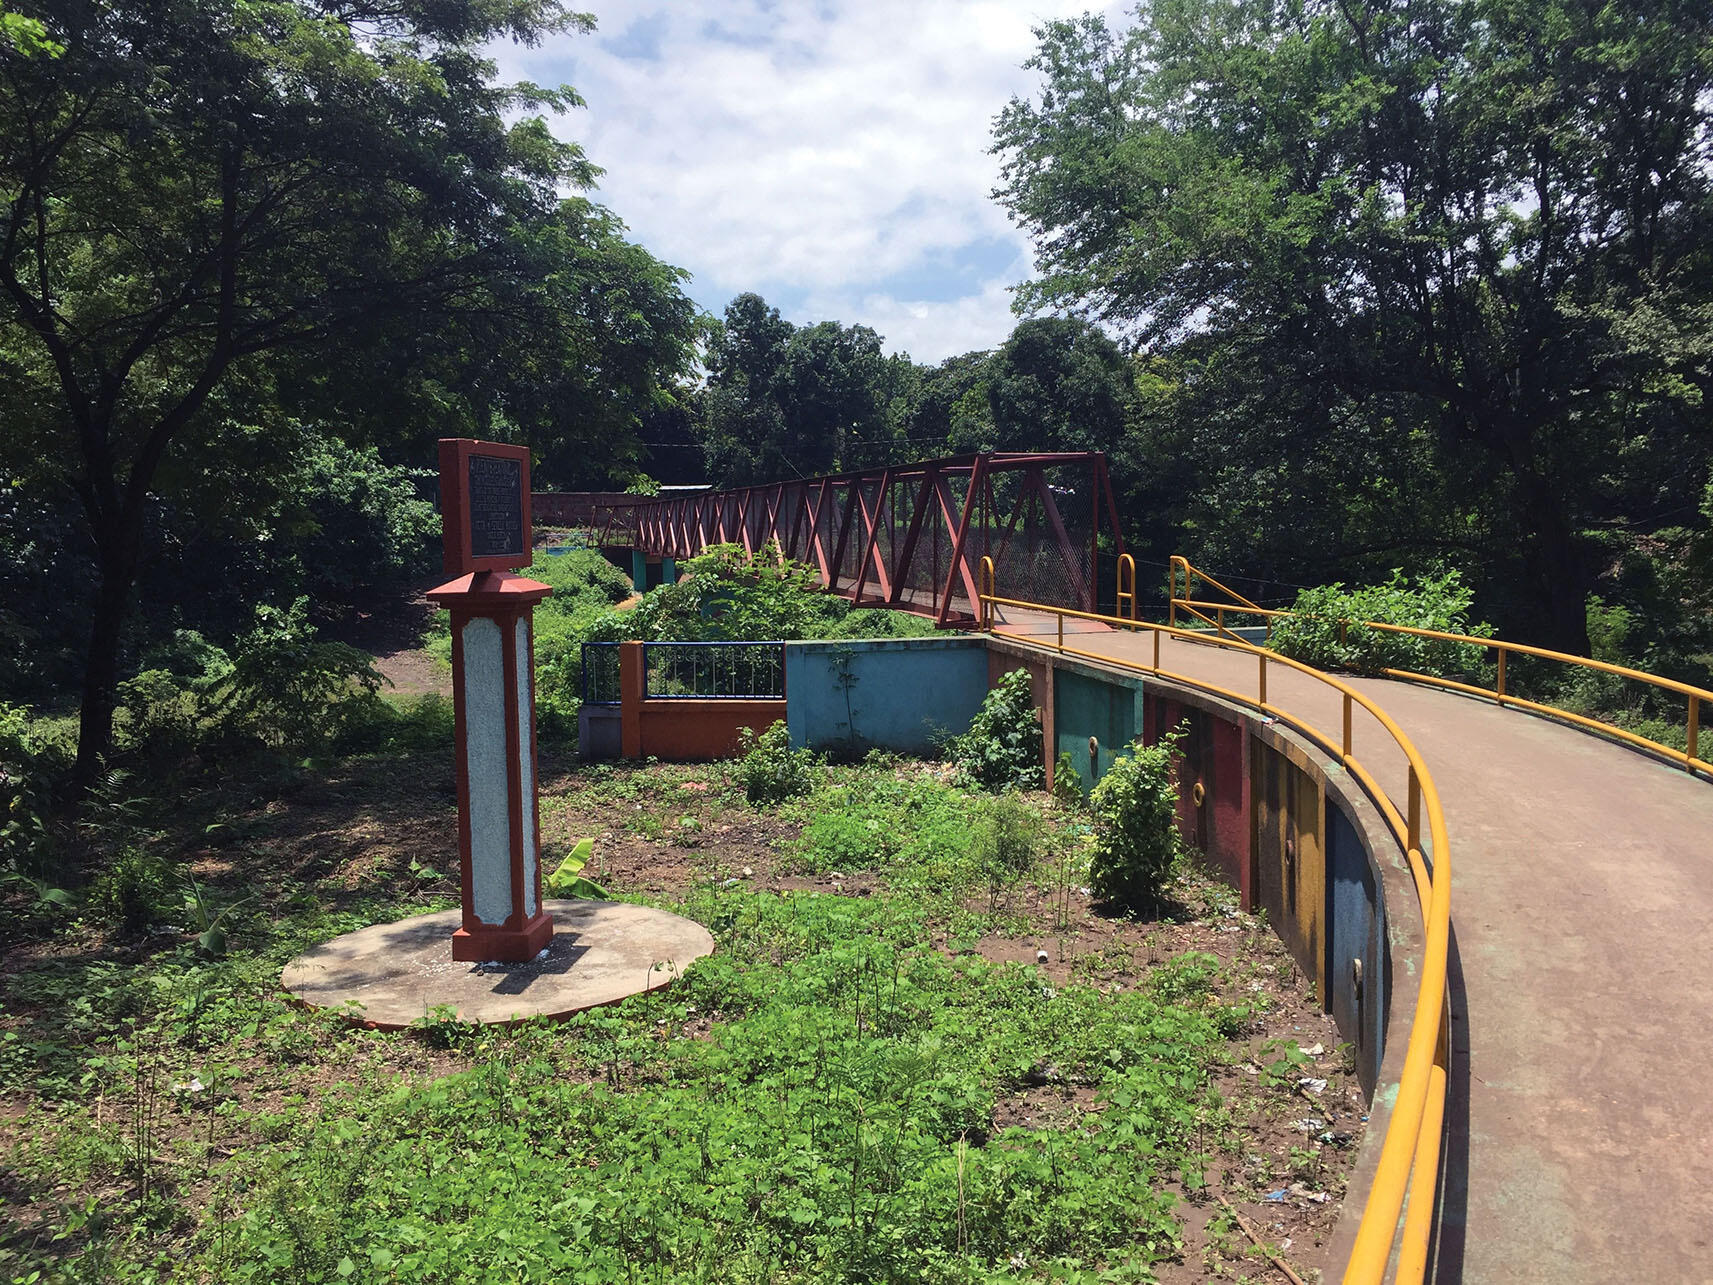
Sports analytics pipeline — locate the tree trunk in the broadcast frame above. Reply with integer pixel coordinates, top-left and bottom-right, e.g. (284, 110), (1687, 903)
(73, 525), (141, 790)
(1513, 475), (1591, 657)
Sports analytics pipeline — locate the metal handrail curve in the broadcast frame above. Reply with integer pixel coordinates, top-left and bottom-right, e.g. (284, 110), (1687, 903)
(979, 557), (1450, 1285)
(1169, 555), (1709, 777)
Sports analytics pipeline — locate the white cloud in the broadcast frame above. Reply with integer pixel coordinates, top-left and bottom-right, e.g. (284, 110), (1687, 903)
(494, 0), (1126, 363)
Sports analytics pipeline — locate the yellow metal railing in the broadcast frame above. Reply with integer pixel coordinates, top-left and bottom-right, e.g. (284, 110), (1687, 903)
(1116, 552), (1138, 620)
(1168, 556), (1711, 778)
(980, 556), (1452, 1285)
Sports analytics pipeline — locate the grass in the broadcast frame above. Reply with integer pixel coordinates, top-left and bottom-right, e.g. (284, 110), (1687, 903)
(0, 744), (1360, 1283)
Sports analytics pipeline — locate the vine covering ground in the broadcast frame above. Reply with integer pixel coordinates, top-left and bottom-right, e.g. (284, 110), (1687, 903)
(1, 735), (1364, 1283)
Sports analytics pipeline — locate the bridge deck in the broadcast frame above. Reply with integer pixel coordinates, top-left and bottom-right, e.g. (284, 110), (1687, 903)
(993, 611), (1713, 1283)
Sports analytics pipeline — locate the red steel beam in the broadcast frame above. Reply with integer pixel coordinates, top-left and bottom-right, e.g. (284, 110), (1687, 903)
(610, 451), (1120, 623)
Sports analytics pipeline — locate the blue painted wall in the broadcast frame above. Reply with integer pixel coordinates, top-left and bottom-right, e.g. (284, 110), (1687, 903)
(1053, 668), (1146, 793)
(1327, 794), (1387, 1096)
(785, 638), (990, 754)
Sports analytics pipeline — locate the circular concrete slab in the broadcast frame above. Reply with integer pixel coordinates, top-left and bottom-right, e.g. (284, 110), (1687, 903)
(281, 900), (714, 1029)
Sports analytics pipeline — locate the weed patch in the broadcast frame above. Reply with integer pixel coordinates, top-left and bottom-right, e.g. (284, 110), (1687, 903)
(0, 754), (1361, 1283)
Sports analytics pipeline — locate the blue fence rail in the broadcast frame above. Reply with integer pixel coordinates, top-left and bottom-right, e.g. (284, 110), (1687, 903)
(580, 642), (622, 706)
(579, 641), (789, 704)
(645, 641), (786, 700)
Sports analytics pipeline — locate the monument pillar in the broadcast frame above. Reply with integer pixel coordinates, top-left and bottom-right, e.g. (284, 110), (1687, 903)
(427, 438), (554, 962)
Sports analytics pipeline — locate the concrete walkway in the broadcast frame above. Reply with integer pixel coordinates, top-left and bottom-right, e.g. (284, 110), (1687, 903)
(995, 613), (1713, 1283)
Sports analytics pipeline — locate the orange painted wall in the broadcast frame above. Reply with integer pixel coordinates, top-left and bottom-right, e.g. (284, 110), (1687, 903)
(989, 651), (1055, 786)
(635, 700), (785, 761)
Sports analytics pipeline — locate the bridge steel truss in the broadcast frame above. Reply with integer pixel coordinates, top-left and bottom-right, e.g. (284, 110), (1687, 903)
(630, 452), (1123, 627)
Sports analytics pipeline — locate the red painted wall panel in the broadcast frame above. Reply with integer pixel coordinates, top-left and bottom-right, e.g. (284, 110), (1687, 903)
(1144, 693), (1254, 910)
(637, 700), (786, 761)
(1207, 715), (1251, 907)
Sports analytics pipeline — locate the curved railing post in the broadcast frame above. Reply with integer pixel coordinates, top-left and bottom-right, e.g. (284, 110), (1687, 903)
(1166, 553), (1713, 780)
(1116, 552), (1137, 621)
(978, 556), (996, 632)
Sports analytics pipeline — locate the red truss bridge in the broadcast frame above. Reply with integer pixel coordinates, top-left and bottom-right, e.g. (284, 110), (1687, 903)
(625, 452), (1122, 627)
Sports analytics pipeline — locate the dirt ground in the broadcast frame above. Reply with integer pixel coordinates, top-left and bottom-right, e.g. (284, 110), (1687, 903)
(532, 757), (1363, 1282)
(2, 741), (1362, 1283)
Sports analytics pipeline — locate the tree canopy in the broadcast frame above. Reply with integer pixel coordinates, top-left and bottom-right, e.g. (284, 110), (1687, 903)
(0, 0), (697, 778)
(994, 0), (1713, 651)
(699, 293), (914, 484)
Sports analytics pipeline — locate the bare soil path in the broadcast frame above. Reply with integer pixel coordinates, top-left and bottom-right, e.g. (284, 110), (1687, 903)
(322, 582), (451, 698)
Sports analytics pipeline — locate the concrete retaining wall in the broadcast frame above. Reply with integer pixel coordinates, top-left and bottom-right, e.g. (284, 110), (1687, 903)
(578, 635), (984, 762)
(786, 637), (989, 755)
(984, 636), (1412, 1100)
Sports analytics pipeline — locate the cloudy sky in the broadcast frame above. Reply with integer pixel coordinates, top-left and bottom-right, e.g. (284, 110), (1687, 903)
(495, 1), (1125, 364)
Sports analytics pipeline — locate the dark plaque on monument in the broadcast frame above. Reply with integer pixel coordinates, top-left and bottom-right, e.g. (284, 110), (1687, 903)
(437, 438), (533, 575)
(468, 453), (525, 559)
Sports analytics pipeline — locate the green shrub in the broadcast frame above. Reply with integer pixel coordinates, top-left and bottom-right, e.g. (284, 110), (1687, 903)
(591, 542), (848, 644)
(1267, 570), (1493, 678)
(79, 772), (174, 936)
(89, 848), (176, 936)
(0, 702), (63, 878)
(823, 607), (937, 640)
(949, 668), (1044, 791)
(971, 792), (1043, 907)
(973, 792), (1041, 879)
(115, 668), (203, 762)
(526, 548), (635, 611)
(287, 435), (438, 606)
(202, 599), (385, 752)
(1088, 735), (1183, 913)
(735, 720), (818, 806)
(1051, 750), (1084, 807)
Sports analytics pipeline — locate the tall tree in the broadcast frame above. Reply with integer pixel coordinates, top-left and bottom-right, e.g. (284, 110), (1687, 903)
(987, 317), (1132, 454)
(699, 295), (897, 484)
(700, 293), (795, 485)
(0, 0), (692, 780)
(907, 350), (995, 455)
(772, 320), (890, 473)
(995, 0), (1713, 652)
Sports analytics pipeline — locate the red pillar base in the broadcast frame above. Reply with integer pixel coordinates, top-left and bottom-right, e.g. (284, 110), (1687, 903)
(451, 910), (554, 963)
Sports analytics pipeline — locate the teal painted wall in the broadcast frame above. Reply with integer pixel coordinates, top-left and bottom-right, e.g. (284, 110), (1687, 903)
(785, 638), (989, 754)
(1053, 668), (1146, 795)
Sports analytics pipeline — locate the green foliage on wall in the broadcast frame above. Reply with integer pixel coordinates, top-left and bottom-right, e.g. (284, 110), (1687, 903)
(949, 669), (1044, 792)
(1088, 735), (1183, 913)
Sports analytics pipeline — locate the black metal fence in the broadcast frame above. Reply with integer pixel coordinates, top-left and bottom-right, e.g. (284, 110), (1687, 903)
(645, 642), (785, 699)
(580, 642), (622, 705)
(579, 640), (789, 703)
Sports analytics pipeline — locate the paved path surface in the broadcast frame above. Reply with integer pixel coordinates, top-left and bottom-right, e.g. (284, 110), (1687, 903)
(995, 611), (1713, 1283)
